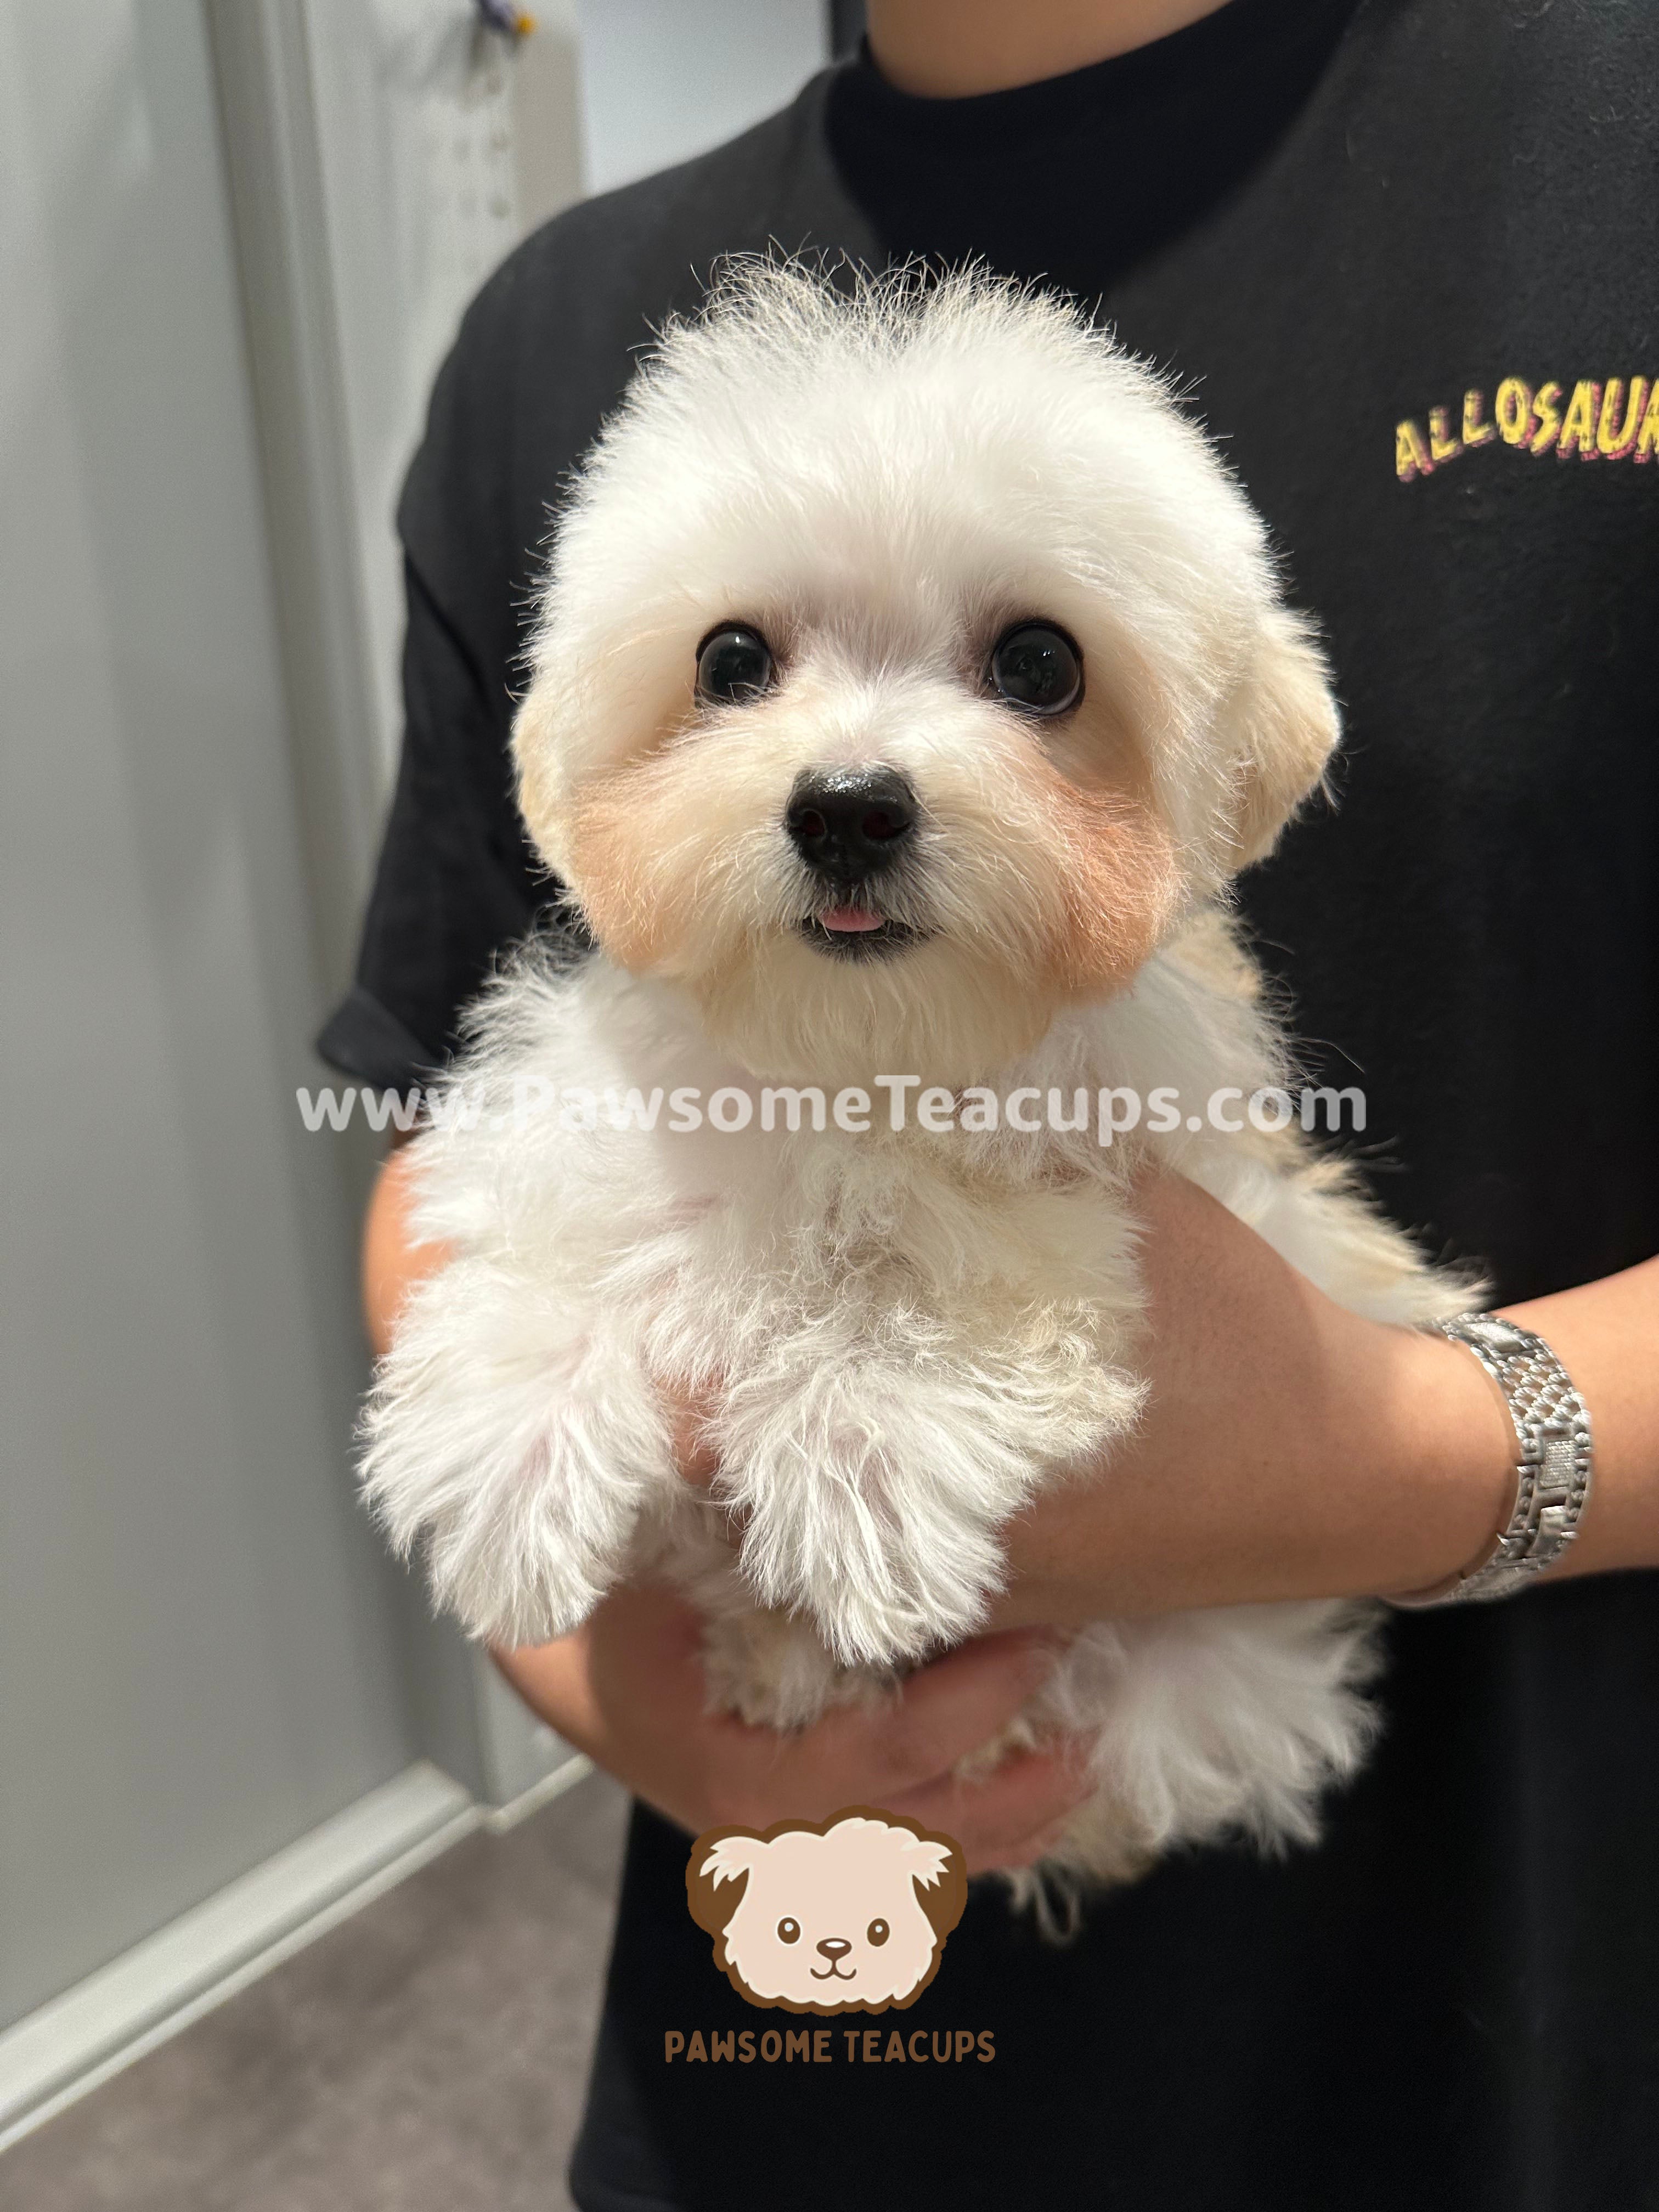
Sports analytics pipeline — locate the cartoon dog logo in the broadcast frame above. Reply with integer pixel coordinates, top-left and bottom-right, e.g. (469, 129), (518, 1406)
(686, 1808), (968, 2015)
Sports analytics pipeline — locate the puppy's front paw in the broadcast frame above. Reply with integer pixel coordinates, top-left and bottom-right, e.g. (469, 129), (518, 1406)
(718, 1357), (1099, 1667)
(360, 1267), (673, 1645)
(700, 1607), (883, 1731)
(368, 1395), (641, 1647)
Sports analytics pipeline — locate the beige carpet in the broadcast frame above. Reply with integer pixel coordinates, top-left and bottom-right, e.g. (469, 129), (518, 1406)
(2, 1771), (630, 2212)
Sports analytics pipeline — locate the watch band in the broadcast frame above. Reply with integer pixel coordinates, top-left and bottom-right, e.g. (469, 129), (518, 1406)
(1387, 1313), (1594, 1607)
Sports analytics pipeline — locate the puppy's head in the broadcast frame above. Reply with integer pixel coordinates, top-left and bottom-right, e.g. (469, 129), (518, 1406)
(515, 264), (1336, 1085)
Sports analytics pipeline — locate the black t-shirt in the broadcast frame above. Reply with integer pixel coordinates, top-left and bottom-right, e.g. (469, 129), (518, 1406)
(321, 4), (1659, 2206)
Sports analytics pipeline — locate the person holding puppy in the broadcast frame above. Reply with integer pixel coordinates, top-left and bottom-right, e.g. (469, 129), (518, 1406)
(329, 0), (1659, 2204)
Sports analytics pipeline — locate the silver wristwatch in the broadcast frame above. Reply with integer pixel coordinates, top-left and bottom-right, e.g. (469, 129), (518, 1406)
(1388, 1312), (1594, 1607)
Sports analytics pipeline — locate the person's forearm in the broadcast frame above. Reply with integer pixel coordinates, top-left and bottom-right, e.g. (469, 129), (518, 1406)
(1356, 1254), (1659, 1599)
(992, 1177), (1659, 1627)
(493, 1631), (603, 1755)
(362, 1142), (450, 1357)
(1502, 1255), (1659, 1579)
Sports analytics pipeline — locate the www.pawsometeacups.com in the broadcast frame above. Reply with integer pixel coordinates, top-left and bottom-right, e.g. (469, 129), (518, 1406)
(296, 1079), (1367, 1143)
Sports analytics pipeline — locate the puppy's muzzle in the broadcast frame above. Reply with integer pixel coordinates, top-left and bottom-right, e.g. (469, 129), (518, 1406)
(785, 766), (916, 883)
(786, 767), (925, 960)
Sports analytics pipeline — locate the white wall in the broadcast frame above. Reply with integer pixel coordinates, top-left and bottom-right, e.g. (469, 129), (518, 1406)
(0, 0), (413, 2032)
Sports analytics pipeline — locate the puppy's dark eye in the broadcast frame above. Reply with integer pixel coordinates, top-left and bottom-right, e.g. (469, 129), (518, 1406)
(867, 1918), (890, 1946)
(988, 622), (1083, 716)
(777, 1917), (801, 1944)
(697, 624), (774, 704)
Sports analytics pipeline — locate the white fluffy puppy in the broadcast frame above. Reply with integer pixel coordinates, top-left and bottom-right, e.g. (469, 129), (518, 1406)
(364, 263), (1464, 1893)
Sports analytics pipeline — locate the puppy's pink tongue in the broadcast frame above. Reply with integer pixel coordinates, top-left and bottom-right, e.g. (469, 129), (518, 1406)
(819, 904), (885, 933)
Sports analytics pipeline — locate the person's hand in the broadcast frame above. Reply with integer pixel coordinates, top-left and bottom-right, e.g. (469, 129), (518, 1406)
(991, 1171), (1659, 1622)
(493, 1582), (1090, 1874)
(988, 1169), (1521, 1623)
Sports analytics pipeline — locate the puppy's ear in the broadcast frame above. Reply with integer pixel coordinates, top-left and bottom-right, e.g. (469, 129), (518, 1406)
(1226, 608), (1340, 870)
(511, 684), (572, 877)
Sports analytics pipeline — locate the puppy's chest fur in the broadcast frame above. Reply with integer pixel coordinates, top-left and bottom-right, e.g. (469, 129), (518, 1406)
(652, 1136), (1141, 1391)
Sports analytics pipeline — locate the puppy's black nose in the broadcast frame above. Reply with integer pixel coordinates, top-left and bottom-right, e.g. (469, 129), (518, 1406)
(785, 767), (916, 881)
(816, 1937), (853, 1961)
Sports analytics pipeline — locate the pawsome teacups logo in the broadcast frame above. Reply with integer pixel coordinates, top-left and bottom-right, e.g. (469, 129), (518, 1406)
(686, 1808), (968, 2016)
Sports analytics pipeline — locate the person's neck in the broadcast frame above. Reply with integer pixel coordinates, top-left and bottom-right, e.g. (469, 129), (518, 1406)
(865, 0), (1235, 97)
